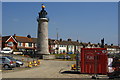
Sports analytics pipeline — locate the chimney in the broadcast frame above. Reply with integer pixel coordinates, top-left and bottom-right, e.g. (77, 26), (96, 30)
(13, 34), (16, 37)
(105, 44), (107, 45)
(77, 40), (79, 42)
(68, 38), (71, 41)
(111, 44), (113, 46)
(98, 43), (100, 45)
(27, 34), (31, 38)
(60, 38), (62, 41)
(88, 42), (91, 44)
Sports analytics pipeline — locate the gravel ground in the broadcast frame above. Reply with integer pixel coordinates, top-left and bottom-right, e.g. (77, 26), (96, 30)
(2, 60), (108, 79)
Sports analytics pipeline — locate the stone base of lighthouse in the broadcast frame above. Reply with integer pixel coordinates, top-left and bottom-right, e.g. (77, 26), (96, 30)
(35, 54), (55, 59)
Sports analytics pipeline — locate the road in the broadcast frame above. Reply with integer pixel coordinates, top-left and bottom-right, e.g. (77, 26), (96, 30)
(2, 60), (92, 78)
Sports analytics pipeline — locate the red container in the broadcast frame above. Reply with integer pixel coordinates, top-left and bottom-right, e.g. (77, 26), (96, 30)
(80, 48), (108, 74)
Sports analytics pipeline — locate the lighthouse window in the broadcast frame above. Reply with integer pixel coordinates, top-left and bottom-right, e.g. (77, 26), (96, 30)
(7, 42), (13, 46)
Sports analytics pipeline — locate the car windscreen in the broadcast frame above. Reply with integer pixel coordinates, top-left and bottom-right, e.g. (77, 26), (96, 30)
(5, 56), (16, 61)
(3, 49), (11, 51)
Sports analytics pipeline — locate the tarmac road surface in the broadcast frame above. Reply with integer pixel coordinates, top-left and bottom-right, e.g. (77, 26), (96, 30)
(2, 60), (94, 78)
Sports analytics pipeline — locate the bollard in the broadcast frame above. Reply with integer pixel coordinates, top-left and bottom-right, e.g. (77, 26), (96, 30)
(33, 60), (38, 66)
(22, 58), (24, 61)
(37, 60), (40, 65)
(71, 64), (76, 70)
(28, 61), (32, 68)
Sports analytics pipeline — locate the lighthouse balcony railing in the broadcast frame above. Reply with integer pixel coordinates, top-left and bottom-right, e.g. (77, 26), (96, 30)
(37, 16), (49, 22)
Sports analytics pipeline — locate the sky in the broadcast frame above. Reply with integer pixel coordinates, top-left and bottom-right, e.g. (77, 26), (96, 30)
(2, 2), (118, 45)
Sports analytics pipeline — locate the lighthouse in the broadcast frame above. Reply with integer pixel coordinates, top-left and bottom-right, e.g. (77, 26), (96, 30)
(37, 4), (49, 58)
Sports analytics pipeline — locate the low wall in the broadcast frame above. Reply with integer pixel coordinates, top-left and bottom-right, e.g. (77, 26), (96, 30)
(43, 55), (55, 60)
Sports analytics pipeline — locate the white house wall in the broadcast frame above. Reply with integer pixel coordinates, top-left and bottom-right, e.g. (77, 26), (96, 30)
(68, 45), (74, 53)
(58, 45), (67, 53)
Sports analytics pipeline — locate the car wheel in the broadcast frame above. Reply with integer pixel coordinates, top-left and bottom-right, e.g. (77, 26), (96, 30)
(3, 64), (11, 70)
(16, 63), (20, 67)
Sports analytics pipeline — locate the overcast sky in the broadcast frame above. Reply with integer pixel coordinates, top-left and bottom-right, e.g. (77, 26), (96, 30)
(2, 2), (118, 45)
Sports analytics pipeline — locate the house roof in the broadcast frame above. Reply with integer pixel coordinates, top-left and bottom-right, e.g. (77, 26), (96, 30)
(14, 36), (33, 43)
(81, 42), (88, 47)
(48, 39), (56, 45)
(112, 46), (120, 49)
(57, 40), (69, 45)
(71, 41), (82, 46)
(105, 45), (120, 49)
(2, 36), (11, 42)
(31, 38), (37, 43)
(57, 40), (80, 46)
(91, 44), (99, 47)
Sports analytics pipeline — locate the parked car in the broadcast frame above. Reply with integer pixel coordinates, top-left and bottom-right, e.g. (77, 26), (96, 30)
(56, 55), (65, 59)
(56, 55), (71, 60)
(1, 47), (13, 54)
(65, 55), (71, 60)
(4, 56), (23, 67)
(67, 52), (73, 54)
(0, 56), (16, 70)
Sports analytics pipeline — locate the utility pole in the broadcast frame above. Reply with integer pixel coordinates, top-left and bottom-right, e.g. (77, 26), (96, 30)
(56, 28), (59, 40)
(56, 28), (59, 54)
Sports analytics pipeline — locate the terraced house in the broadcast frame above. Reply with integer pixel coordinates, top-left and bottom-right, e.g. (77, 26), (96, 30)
(1, 34), (120, 54)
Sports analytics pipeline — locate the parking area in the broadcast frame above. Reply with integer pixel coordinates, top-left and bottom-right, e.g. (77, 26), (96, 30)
(2, 63), (40, 73)
(2, 60), (109, 79)
(0, 53), (76, 74)
(0, 53), (41, 72)
(1, 54), (119, 79)
(2, 60), (87, 78)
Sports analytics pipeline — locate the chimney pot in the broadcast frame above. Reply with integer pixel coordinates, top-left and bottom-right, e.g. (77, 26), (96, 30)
(13, 34), (16, 37)
(60, 38), (62, 41)
(68, 38), (71, 41)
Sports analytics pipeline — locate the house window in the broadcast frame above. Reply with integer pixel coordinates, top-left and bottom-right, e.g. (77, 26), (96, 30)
(25, 43), (28, 47)
(35, 43), (37, 47)
(18, 42), (23, 47)
(28, 43), (32, 47)
(60, 45), (62, 47)
(7, 42), (13, 46)
(60, 50), (62, 53)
